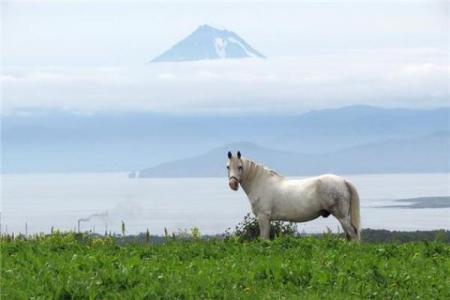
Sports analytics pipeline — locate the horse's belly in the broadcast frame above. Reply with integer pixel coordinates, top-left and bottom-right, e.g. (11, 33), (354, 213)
(272, 210), (319, 222)
(271, 199), (321, 222)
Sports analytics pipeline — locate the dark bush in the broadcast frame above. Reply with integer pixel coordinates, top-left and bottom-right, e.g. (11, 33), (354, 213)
(226, 213), (297, 241)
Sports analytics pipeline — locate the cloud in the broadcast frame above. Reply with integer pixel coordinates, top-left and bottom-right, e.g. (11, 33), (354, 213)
(156, 73), (177, 80)
(2, 48), (448, 115)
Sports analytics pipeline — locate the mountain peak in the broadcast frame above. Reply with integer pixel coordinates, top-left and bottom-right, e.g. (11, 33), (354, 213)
(150, 24), (265, 63)
(196, 24), (223, 31)
(190, 24), (230, 37)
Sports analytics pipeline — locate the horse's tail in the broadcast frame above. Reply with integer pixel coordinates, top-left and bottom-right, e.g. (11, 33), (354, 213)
(345, 180), (361, 241)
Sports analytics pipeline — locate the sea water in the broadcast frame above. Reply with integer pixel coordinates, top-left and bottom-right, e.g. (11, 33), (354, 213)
(1, 173), (449, 235)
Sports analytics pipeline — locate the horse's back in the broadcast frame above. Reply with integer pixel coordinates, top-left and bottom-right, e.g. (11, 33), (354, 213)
(316, 173), (346, 183)
(285, 174), (349, 206)
(285, 174), (345, 191)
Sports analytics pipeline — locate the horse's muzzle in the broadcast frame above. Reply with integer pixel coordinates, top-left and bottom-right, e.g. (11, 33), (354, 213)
(229, 178), (239, 191)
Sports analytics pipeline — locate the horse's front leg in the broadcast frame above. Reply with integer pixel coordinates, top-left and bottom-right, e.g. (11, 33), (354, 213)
(257, 214), (271, 240)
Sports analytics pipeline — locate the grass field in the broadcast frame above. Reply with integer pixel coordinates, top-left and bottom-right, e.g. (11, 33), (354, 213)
(2, 233), (449, 299)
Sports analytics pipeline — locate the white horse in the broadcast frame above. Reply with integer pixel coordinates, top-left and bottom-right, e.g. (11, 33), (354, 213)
(227, 151), (361, 241)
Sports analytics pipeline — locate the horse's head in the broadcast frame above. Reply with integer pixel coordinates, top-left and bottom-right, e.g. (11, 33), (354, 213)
(227, 150), (243, 191)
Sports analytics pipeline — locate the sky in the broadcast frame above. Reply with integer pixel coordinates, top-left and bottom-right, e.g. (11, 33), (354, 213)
(1, 0), (449, 114)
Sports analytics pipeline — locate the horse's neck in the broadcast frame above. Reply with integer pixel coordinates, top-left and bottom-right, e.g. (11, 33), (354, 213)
(240, 159), (277, 195)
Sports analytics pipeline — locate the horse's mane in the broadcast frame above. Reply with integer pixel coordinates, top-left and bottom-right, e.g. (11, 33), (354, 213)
(244, 158), (283, 179)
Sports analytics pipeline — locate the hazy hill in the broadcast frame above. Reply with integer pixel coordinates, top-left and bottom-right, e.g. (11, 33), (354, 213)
(137, 132), (450, 178)
(2, 106), (449, 173)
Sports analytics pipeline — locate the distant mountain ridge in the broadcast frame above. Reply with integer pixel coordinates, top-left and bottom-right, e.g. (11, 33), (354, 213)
(151, 24), (265, 62)
(136, 132), (450, 178)
(2, 106), (449, 173)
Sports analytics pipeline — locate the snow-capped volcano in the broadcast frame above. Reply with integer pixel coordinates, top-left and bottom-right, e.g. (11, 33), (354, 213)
(150, 24), (265, 62)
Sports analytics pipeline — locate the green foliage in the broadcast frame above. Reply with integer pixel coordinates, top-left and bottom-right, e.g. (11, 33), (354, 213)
(361, 228), (450, 243)
(2, 233), (448, 299)
(191, 227), (201, 240)
(226, 213), (298, 241)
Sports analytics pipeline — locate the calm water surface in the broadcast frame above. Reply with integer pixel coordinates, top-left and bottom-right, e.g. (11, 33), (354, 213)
(1, 173), (449, 235)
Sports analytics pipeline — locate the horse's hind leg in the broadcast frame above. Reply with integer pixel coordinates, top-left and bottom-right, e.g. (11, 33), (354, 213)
(336, 216), (358, 241)
(330, 200), (358, 241)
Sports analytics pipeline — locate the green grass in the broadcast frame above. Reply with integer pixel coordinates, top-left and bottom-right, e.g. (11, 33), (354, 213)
(1, 234), (449, 299)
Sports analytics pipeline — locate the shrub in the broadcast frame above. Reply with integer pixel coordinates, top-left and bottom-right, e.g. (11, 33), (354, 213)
(227, 213), (297, 241)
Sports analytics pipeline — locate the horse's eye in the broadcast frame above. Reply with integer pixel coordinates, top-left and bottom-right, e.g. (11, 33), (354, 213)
(238, 166), (243, 171)
(226, 166), (230, 170)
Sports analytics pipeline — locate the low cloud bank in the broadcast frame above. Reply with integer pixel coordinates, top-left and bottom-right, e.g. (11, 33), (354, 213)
(2, 49), (448, 115)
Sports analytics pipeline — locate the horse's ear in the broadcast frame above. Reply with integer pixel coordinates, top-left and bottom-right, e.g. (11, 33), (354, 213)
(228, 151), (232, 159)
(237, 151), (241, 159)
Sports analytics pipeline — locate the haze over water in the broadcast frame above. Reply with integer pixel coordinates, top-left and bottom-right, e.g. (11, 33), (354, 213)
(2, 173), (449, 235)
